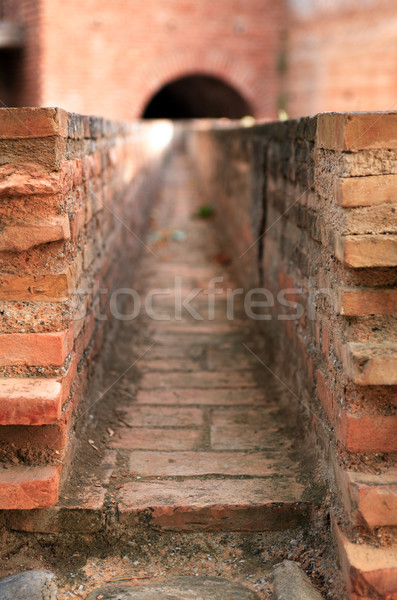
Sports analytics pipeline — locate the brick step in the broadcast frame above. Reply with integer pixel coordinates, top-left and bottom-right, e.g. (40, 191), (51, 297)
(139, 353), (257, 372)
(4, 450), (116, 533)
(337, 466), (397, 529)
(334, 518), (397, 600)
(135, 388), (268, 405)
(341, 342), (397, 385)
(3, 449), (308, 535)
(151, 331), (250, 346)
(135, 341), (254, 361)
(152, 322), (245, 334)
(0, 464), (60, 509)
(118, 477), (309, 532)
(139, 370), (259, 390)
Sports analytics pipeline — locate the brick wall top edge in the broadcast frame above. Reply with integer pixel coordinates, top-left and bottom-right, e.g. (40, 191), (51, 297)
(0, 107), (68, 139)
(194, 116), (318, 142)
(195, 110), (397, 149)
(0, 107), (153, 141)
(316, 112), (397, 151)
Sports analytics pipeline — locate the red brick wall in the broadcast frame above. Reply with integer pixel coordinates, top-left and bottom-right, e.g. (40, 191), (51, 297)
(15, 0), (284, 120)
(18, 0), (42, 107)
(285, 0), (397, 117)
(0, 107), (170, 509)
(189, 113), (397, 599)
(13, 1), (397, 121)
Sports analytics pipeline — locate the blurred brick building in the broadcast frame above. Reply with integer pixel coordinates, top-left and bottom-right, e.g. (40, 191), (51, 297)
(1, 0), (397, 119)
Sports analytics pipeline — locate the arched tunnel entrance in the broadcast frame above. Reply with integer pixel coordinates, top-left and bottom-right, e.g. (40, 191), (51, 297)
(142, 74), (252, 119)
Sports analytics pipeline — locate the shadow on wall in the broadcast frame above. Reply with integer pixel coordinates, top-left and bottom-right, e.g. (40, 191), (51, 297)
(142, 74), (252, 119)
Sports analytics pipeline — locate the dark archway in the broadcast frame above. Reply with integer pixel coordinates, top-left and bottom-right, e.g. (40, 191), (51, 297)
(142, 74), (251, 119)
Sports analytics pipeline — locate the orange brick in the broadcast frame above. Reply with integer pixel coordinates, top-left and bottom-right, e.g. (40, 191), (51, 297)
(0, 378), (63, 425)
(335, 286), (397, 316)
(0, 326), (73, 367)
(0, 255), (82, 302)
(321, 324), (330, 356)
(316, 370), (335, 423)
(337, 411), (397, 453)
(72, 158), (84, 186)
(118, 479), (307, 531)
(0, 465), (60, 509)
(0, 107), (68, 139)
(338, 467), (397, 528)
(335, 175), (397, 208)
(333, 518), (397, 599)
(0, 216), (71, 252)
(0, 161), (72, 197)
(317, 112), (397, 151)
(70, 205), (85, 239)
(335, 234), (397, 268)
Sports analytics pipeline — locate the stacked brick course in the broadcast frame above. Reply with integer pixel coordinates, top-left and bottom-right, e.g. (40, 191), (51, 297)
(0, 107), (169, 509)
(189, 112), (397, 599)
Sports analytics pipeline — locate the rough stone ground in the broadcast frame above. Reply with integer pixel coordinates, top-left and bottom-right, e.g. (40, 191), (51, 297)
(0, 151), (345, 598)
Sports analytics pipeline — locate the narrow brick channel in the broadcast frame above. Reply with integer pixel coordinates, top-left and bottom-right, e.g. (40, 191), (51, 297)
(105, 150), (311, 532)
(5, 146), (338, 600)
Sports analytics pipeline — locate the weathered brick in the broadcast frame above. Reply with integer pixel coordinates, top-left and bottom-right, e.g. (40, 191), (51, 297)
(335, 286), (397, 316)
(317, 112), (397, 151)
(0, 256), (82, 302)
(0, 216), (71, 252)
(0, 107), (68, 139)
(140, 371), (257, 389)
(0, 161), (72, 197)
(118, 478), (307, 531)
(335, 175), (397, 207)
(337, 411), (397, 453)
(128, 451), (283, 477)
(136, 388), (266, 405)
(335, 234), (397, 267)
(113, 406), (203, 428)
(0, 326), (73, 367)
(342, 342), (397, 385)
(316, 370), (335, 423)
(210, 407), (278, 427)
(70, 205), (85, 239)
(0, 466), (60, 510)
(110, 428), (202, 451)
(0, 378), (63, 425)
(211, 425), (292, 451)
(338, 467), (397, 528)
(0, 465), (60, 509)
(342, 203), (397, 235)
(334, 519), (397, 599)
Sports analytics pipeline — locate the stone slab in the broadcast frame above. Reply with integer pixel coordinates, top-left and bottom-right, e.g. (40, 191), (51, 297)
(272, 561), (324, 599)
(86, 576), (259, 599)
(0, 570), (57, 600)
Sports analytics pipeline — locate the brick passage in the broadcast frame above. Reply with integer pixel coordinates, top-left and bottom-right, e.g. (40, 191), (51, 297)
(103, 151), (310, 532)
(9, 149), (311, 535)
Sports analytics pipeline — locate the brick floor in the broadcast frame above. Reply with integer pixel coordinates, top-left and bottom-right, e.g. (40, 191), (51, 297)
(106, 152), (309, 532)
